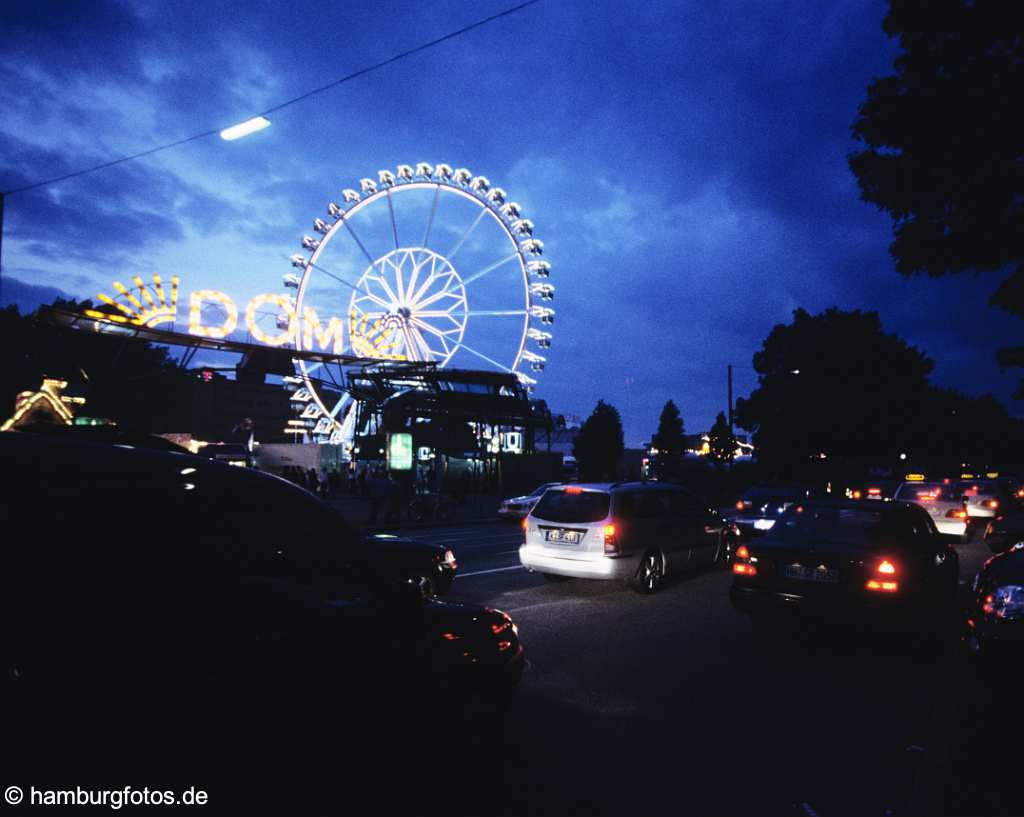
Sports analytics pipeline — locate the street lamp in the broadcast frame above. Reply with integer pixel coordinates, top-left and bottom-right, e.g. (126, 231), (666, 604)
(219, 116), (271, 141)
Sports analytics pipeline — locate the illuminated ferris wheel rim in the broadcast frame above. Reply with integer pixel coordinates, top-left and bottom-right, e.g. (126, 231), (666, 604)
(286, 163), (554, 437)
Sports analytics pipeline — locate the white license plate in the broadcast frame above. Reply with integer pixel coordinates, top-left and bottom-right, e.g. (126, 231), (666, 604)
(545, 529), (581, 545)
(784, 564), (839, 583)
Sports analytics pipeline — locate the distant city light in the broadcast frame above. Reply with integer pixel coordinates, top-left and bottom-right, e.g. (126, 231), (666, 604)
(219, 116), (271, 141)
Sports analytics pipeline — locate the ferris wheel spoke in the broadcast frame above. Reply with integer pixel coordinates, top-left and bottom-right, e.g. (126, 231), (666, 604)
(414, 287), (464, 310)
(462, 252), (520, 287)
(343, 221), (376, 266)
(421, 184), (441, 248)
(303, 260), (363, 294)
(386, 188), (400, 250)
(446, 209), (487, 263)
(360, 275), (400, 307)
(410, 316), (460, 341)
(415, 307), (467, 319)
(451, 340), (512, 372)
(353, 290), (393, 311)
(410, 325), (436, 362)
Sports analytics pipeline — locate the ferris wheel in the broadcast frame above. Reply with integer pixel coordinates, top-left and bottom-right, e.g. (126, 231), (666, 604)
(285, 162), (554, 442)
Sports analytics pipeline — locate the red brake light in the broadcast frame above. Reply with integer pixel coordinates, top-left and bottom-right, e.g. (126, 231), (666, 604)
(603, 523), (619, 554)
(521, 518), (528, 531)
(876, 560), (896, 575)
(852, 490), (862, 500)
(946, 509), (967, 519)
(733, 562), (757, 576)
(865, 579), (899, 592)
(987, 500), (999, 509)
(736, 501), (744, 511)
(735, 545), (750, 560)
(868, 487), (881, 496)
(564, 486), (582, 494)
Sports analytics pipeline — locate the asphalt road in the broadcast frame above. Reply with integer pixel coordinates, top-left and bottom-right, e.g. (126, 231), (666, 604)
(377, 520), (1019, 817)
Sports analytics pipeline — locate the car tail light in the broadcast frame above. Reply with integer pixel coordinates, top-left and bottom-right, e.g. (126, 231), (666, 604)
(564, 485), (582, 494)
(521, 518), (528, 531)
(987, 500), (999, 509)
(603, 523), (619, 554)
(735, 500), (744, 511)
(876, 559), (897, 575)
(732, 544), (756, 576)
(852, 490), (862, 500)
(946, 509), (967, 519)
(868, 487), (881, 497)
(865, 579), (899, 592)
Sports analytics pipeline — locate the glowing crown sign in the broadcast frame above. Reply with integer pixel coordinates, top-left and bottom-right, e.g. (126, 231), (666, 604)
(84, 273), (394, 359)
(85, 275), (179, 328)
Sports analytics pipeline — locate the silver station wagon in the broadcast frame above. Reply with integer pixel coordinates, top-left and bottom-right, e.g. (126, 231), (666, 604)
(519, 481), (735, 593)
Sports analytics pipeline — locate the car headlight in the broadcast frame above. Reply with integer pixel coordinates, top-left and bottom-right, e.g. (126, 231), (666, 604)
(982, 585), (1024, 619)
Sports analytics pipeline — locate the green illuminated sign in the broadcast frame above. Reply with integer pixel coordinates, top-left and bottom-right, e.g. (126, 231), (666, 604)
(387, 432), (413, 471)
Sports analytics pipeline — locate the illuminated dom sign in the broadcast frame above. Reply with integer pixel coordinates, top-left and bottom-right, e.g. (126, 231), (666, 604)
(85, 274), (363, 356)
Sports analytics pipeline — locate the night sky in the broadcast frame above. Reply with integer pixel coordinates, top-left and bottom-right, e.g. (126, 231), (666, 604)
(1, 0), (1019, 446)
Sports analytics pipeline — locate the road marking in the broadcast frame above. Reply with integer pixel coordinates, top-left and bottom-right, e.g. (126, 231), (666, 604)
(456, 565), (526, 578)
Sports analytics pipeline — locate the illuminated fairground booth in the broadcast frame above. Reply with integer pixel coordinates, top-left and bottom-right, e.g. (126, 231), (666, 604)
(39, 162), (559, 487)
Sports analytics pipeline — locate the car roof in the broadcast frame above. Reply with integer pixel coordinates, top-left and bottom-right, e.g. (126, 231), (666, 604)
(549, 481), (680, 493)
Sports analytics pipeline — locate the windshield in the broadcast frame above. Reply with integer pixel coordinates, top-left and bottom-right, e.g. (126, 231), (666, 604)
(532, 489), (611, 523)
(771, 504), (910, 545)
(895, 482), (960, 502)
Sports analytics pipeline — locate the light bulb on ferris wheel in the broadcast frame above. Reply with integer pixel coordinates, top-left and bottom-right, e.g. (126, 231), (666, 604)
(285, 162), (555, 443)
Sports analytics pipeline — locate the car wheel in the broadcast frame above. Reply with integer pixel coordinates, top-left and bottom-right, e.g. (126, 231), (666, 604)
(417, 574), (436, 598)
(632, 549), (665, 594)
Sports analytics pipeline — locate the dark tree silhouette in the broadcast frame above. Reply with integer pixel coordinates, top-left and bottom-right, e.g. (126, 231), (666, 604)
(0, 300), (181, 426)
(707, 411), (735, 464)
(735, 306), (1024, 479)
(650, 399), (686, 480)
(849, 0), (1024, 393)
(572, 400), (624, 481)
(735, 307), (933, 479)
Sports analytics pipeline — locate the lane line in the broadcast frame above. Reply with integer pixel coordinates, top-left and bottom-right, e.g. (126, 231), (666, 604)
(456, 565), (527, 578)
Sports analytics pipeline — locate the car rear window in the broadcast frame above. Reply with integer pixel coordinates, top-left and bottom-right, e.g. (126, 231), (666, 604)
(532, 489), (611, 523)
(895, 483), (959, 502)
(772, 505), (912, 545)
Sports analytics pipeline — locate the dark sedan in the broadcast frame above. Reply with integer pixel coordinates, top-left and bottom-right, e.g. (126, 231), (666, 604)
(966, 545), (1024, 665)
(730, 499), (959, 638)
(2, 433), (523, 742)
(982, 510), (1024, 554)
(364, 533), (458, 596)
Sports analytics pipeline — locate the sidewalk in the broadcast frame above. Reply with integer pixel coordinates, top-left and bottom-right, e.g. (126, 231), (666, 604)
(326, 493), (505, 531)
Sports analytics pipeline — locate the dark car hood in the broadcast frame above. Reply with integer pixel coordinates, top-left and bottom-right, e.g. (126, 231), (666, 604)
(362, 534), (445, 557)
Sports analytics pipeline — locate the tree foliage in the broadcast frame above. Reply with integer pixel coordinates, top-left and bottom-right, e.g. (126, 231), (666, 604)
(736, 306), (1024, 480)
(650, 399), (686, 480)
(849, 0), (1024, 391)
(573, 400), (624, 481)
(0, 301), (181, 426)
(707, 411), (735, 464)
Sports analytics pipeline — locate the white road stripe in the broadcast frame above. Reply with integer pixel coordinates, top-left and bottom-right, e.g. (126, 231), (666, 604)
(455, 565), (526, 578)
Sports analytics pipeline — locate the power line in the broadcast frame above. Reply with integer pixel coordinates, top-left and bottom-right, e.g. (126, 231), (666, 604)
(1, 0), (541, 197)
